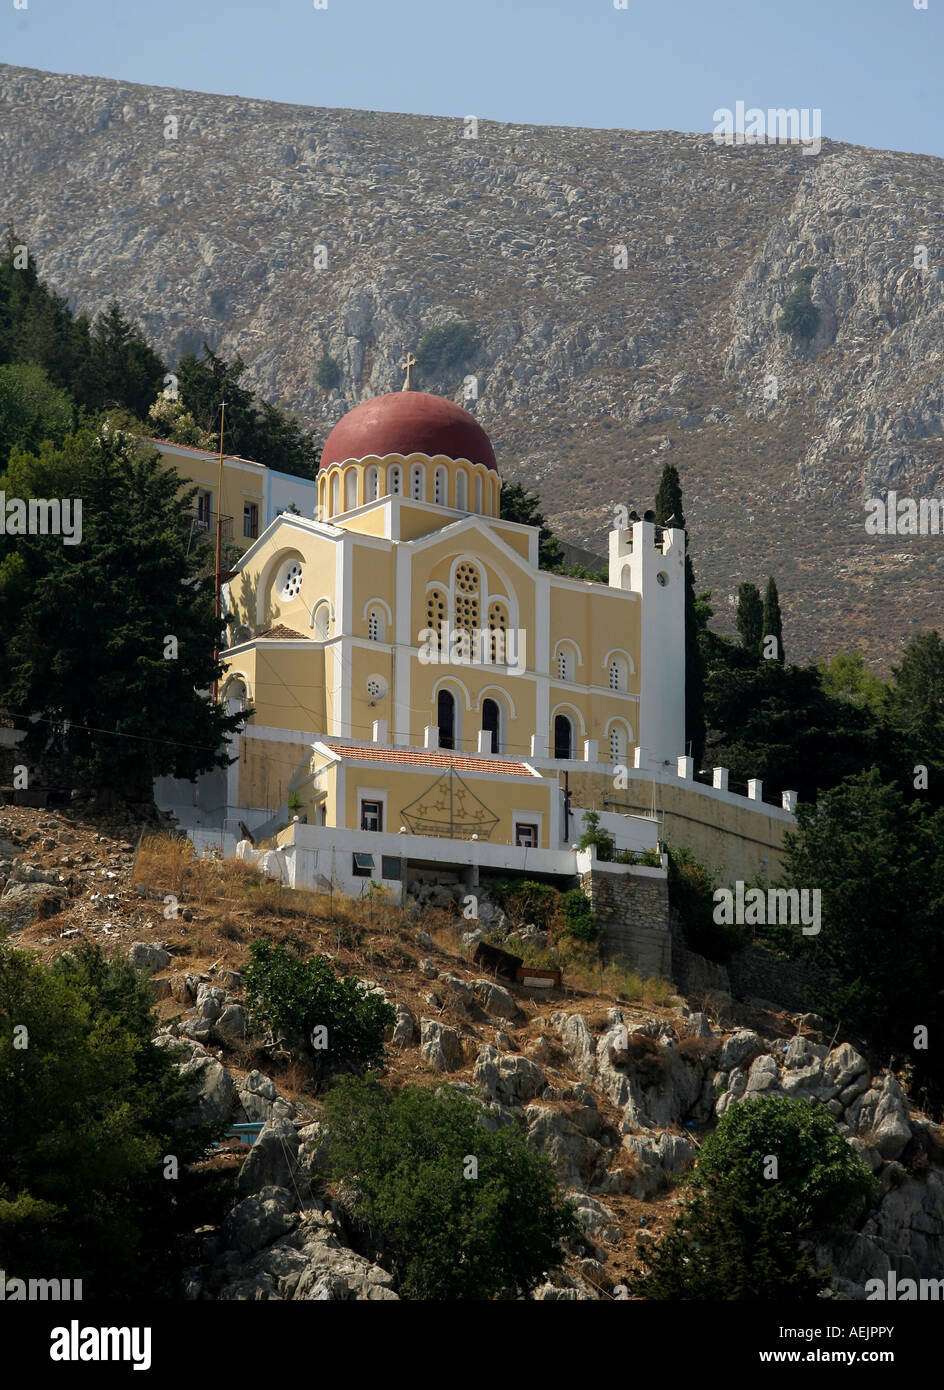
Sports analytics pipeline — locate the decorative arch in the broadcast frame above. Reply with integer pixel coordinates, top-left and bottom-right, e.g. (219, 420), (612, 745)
(361, 596), (393, 626)
(455, 468), (468, 511)
(343, 466), (358, 512)
(312, 600), (332, 641)
(606, 718), (633, 765)
(474, 472), (483, 513)
(475, 684), (518, 722)
(433, 464), (448, 506)
(365, 464), (380, 502)
(257, 546), (306, 627)
(388, 463), (403, 496)
(410, 462), (426, 501)
(549, 701), (587, 738)
(602, 646), (635, 677)
(330, 471), (340, 516)
(222, 671), (252, 708)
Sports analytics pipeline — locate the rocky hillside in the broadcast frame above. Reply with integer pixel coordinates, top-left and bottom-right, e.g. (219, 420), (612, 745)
(3, 63), (944, 665)
(2, 803), (941, 1300)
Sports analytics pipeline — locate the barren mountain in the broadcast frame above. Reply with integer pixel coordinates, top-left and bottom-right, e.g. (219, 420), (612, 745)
(3, 63), (943, 666)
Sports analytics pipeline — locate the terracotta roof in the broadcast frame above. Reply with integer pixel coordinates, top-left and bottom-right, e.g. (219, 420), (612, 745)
(257, 625), (307, 640)
(322, 740), (534, 776)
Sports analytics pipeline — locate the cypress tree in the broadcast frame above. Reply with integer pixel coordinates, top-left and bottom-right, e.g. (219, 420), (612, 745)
(736, 581), (764, 657)
(762, 576), (784, 664)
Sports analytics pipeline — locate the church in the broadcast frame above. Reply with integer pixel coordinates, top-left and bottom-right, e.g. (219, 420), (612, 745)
(156, 366), (794, 901)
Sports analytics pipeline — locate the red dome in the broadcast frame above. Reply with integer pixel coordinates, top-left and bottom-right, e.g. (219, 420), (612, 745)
(320, 392), (497, 472)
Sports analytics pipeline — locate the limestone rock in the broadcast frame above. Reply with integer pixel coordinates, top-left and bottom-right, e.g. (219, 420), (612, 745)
(222, 1185), (296, 1258)
(472, 977), (519, 1021)
(128, 942), (172, 975)
(236, 1117), (304, 1198)
(419, 1018), (463, 1072)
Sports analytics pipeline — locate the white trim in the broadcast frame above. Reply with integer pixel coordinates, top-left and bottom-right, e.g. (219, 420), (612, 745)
(553, 637), (583, 670)
(357, 787), (388, 833)
(475, 683), (518, 721)
(393, 544), (413, 745)
(512, 810), (543, 848)
(603, 646), (636, 676)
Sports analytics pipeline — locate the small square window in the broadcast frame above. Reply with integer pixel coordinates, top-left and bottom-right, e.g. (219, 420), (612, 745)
(353, 853), (374, 877)
(381, 856), (402, 881)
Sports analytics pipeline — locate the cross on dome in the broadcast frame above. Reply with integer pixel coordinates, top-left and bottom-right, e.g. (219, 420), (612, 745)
(400, 351), (417, 391)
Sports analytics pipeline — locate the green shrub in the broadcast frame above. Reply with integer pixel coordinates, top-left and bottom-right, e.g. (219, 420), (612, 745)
(244, 939), (393, 1078)
(667, 845), (749, 962)
(415, 322), (478, 379)
(561, 887), (599, 942)
(315, 355), (342, 390)
(631, 1096), (876, 1300)
(323, 1076), (579, 1299)
(576, 810), (615, 862)
(488, 878), (561, 933)
(777, 265), (820, 340)
(0, 938), (219, 1296)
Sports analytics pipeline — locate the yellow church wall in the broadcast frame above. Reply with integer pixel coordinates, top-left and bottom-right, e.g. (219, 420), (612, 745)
(350, 543), (395, 638)
(237, 735), (312, 813)
(407, 661), (539, 756)
(339, 507), (389, 539)
(563, 768), (791, 882)
(348, 642), (395, 742)
(548, 584), (640, 691)
(245, 646), (325, 734)
(337, 765), (552, 847)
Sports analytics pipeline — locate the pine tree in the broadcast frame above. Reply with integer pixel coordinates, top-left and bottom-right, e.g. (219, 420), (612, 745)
(0, 425), (245, 806)
(761, 575), (784, 664)
(736, 581), (764, 656)
(499, 481), (564, 570)
(654, 461), (705, 765)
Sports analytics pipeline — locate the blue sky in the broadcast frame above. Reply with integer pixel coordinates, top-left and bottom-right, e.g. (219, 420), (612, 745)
(5, 0), (942, 157)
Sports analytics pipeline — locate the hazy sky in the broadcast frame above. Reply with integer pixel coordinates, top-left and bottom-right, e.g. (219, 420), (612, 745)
(4, 0), (943, 158)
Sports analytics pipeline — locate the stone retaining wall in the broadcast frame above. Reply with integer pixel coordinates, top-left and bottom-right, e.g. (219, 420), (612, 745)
(579, 865), (671, 979)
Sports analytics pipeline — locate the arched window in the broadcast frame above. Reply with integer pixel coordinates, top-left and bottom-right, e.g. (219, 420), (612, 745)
(609, 723), (627, 765)
(224, 679), (248, 715)
(487, 600), (509, 664)
(438, 689), (456, 750)
(554, 713), (573, 760)
(389, 465), (402, 496)
(330, 472), (340, 516)
(481, 697), (501, 754)
(344, 469), (357, 512)
(608, 657), (627, 692)
(456, 470), (468, 511)
(314, 603), (330, 641)
(367, 607), (385, 642)
(365, 465), (379, 501)
(434, 466), (447, 505)
(410, 464), (425, 500)
(474, 473), (483, 512)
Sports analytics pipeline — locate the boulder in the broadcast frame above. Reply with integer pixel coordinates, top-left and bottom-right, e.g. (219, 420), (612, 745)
(236, 1116), (304, 1199)
(195, 983), (227, 1021)
(570, 1192), (621, 1247)
(0, 880), (65, 930)
(525, 1105), (607, 1188)
(744, 1053), (781, 1095)
(871, 1074), (912, 1160)
(419, 1019), (463, 1072)
(719, 1029), (765, 1072)
(128, 942), (173, 975)
(216, 1003), (248, 1038)
(621, 1131), (697, 1200)
(158, 1036), (235, 1126)
(474, 1046), (548, 1106)
(825, 1042), (869, 1093)
(238, 1070), (278, 1122)
(222, 1185), (296, 1258)
(387, 1002), (415, 1046)
(472, 978), (519, 1021)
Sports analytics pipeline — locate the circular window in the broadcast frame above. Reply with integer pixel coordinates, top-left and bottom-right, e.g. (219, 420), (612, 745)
(277, 559), (303, 600)
(366, 675), (388, 699)
(656, 571), (669, 587)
